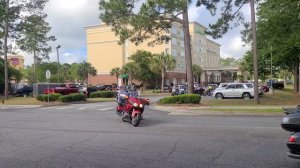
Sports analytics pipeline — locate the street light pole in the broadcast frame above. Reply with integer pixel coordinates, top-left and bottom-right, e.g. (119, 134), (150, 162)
(56, 45), (61, 83)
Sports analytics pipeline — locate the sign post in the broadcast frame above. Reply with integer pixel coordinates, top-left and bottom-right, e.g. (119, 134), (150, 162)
(46, 70), (51, 102)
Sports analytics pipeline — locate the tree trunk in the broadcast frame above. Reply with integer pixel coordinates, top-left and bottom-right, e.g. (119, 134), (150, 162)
(250, 0), (259, 104)
(33, 50), (37, 83)
(161, 71), (164, 94)
(294, 63), (299, 93)
(182, 5), (193, 94)
(3, 0), (9, 100)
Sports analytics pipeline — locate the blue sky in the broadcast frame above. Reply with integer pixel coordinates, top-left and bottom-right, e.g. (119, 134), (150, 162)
(22, 0), (251, 66)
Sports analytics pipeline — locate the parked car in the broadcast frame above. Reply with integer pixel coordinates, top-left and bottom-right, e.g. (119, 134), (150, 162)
(218, 83), (229, 89)
(97, 84), (113, 91)
(12, 85), (33, 97)
(212, 83), (254, 99)
(259, 84), (269, 93)
(153, 85), (172, 93)
(266, 79), (284, 89)
(87, 86), (99, 97)
(43, 83), (79, 95)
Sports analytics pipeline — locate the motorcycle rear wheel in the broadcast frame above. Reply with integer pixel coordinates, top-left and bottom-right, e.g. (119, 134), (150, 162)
(132, 113), (141, 127)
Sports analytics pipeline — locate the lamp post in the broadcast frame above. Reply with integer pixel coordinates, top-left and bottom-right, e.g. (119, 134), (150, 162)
(56, 45), (61, 83)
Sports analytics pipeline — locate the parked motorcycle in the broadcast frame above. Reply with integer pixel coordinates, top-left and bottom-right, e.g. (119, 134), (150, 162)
(116, 91), (149, 127)
(281, 105), (300, 159)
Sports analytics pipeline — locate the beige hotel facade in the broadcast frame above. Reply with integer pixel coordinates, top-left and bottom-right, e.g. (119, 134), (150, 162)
(85, 22), (221, 86)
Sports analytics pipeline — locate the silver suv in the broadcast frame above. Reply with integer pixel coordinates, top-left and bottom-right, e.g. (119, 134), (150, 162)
(212, 83), (254, 99)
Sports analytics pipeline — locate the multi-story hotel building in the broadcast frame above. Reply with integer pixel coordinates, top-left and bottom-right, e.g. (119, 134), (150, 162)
(85, 22), (221, 86)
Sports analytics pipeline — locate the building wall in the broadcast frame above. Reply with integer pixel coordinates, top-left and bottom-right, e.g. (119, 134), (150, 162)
(189, 22), (207, 68)
(206, 39), (221, 68)
(86, 24), (124, 74)
(86, 22), (221, 86)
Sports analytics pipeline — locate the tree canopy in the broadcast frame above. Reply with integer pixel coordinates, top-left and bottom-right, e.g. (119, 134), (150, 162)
(99, 0), (194, 93)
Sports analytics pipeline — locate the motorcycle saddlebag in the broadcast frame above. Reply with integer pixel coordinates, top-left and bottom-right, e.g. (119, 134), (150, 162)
(282, 114), (300, 132)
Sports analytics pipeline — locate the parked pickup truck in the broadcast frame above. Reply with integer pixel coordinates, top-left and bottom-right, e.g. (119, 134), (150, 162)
(43, 83), (79, 95)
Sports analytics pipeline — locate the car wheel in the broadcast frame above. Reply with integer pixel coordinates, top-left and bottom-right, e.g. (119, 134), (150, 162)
(215, 93), (223, 99)
(242, 93), (251, 99)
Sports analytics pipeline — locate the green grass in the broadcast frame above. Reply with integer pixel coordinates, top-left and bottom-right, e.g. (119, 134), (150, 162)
(201, 88), (300, 106)
(0, 96), (44, 105)
(0, 96), (115, 105)
(192, 108), (283, 113)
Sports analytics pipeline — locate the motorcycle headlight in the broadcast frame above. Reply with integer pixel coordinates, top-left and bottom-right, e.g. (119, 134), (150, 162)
(139, 104), (143, 108)
(133, 103), (138, 107)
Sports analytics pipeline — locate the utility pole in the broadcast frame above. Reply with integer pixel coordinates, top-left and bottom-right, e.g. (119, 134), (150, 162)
(3, 0), (9, 100)
(56, 45), (61, 83)
(250, 0), (259, 104)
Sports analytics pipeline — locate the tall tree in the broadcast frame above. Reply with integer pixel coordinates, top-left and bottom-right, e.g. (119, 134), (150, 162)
(110, 67), (121, 85)
(17, 13), (56, 83)
(0, 0), (51, 99)
(196, 0), (260, 103)
(99, 0), (194, 93)
(253, 0), (300, 93)
(192, 64), (203, 83)
(128, 50), (157, 85)
(150, 53), (176, 93)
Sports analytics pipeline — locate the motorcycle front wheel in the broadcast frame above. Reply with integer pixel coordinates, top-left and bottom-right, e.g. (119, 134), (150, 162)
(132, 113), (141, 127)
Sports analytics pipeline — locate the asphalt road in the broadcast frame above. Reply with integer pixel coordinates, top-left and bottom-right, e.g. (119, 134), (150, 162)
(0, 101), (299, 168)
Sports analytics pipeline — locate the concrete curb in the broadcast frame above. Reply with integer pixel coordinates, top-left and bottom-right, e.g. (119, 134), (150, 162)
(151, 105), (288, 116)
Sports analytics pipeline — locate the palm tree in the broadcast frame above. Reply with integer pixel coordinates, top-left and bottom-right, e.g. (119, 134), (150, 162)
(192, 64), (203, 83)
(110, 67), (120, 85)
(121, 62), (139, 85)
(77, 61), (97, 86)
(150, 53), (176, 93)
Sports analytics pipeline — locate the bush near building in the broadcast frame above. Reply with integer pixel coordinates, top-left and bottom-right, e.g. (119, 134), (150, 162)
(159, 94), (201, 104)
(90, 91), (116, 98)
(37, 93), (62, 102)
(58, 93), (86, 102)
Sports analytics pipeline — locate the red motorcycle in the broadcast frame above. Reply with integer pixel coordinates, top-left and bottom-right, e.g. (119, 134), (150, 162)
(116, 92), (149, 127)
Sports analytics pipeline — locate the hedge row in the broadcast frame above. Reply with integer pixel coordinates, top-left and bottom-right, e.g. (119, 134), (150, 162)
(159, 94), (201, 104)
(90, 91), (116, 98)
(58, 93), (86, 102)
(37, 93), (62, 102)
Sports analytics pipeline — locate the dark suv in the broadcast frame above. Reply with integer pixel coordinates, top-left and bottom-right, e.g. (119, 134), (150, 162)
(12, 85), (33, 97)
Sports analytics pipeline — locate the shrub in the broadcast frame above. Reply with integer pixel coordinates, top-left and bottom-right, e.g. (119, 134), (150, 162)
(36, 93), (62, 102)
(159, 94), (201, 104)
(58, 95), (72, 102)
(58, 93), (86, 102)
(90, 91), (116, 98)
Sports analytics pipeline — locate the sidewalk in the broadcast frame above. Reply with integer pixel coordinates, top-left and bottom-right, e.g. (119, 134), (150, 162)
(151, 104), (289, 116)
(0, 105), (41, 110)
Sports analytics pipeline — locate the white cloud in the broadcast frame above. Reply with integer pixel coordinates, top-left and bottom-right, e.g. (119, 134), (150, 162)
(21, 0), (99, 66)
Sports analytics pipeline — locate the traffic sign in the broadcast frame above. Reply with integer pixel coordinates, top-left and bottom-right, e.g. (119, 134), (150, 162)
(46, 70), (51, 79)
